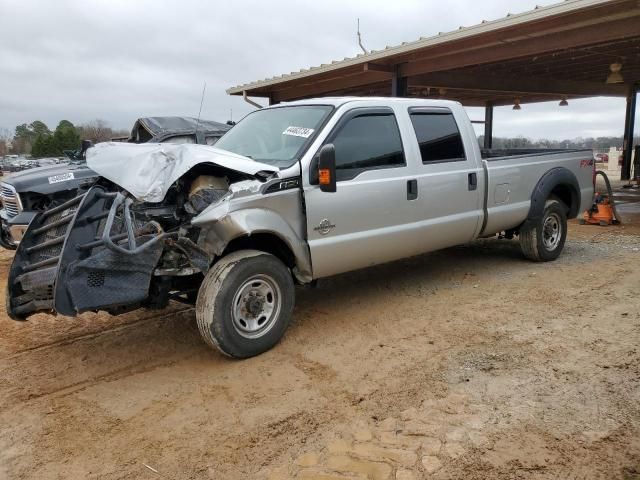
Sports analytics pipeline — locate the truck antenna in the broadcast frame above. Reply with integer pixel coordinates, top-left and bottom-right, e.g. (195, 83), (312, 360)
(195, 81), (207, 136)
(357, 18), (368, 54)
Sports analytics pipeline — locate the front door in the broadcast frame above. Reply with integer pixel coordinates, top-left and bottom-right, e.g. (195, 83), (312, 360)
(304, 107), (414, 278)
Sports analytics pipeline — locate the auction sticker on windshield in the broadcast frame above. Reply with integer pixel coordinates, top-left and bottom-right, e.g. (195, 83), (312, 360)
(48, 172), (75, 184)
(283, 126), (314, 138)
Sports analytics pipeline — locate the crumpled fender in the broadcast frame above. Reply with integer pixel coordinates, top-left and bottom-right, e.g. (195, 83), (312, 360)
(192, 205), (312, 283)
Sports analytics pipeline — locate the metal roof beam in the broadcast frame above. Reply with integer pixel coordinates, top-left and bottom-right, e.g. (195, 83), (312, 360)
(408, 72), (627, 97)
(271, 71), (392, 103)
(399, 14), (640, 78)
(363, 63), (395, 73)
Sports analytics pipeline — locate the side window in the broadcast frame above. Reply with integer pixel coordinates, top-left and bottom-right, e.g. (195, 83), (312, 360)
(161, 135), (196, 144)
(332, 113), (405, 181)
(409, 112), (466, 163)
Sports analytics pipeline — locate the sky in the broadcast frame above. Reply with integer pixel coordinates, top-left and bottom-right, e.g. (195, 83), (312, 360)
(0, 0), (634, 140)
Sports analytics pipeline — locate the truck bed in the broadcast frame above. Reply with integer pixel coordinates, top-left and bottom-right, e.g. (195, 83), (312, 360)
(481, 148), (591, 160)
(481, 148), (594, 236)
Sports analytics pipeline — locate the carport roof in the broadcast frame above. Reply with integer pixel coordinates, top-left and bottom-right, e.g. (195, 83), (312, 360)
(227, 0), (640, 106)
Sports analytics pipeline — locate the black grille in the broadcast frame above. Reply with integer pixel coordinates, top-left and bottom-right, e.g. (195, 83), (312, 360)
(7, 186), (164, 319)
(27, 207), (78, 264)
(0, 183), (21, 218)
(7, 194), (85, 318)
(87, 271), (105, 288)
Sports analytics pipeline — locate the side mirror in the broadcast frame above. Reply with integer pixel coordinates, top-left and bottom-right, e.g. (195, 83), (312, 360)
(80, 139), (93, 157)
(318, 143), (337, 193)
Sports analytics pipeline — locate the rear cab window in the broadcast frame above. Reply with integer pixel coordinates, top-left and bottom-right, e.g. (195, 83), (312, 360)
(408, 108), (466, 163)
(161, 135), (196, 144)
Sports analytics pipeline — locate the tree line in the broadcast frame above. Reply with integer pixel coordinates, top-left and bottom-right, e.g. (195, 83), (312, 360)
(477, 135), (639, 152)
(4, 120), (128, 158)
(2, 122), (636, 158)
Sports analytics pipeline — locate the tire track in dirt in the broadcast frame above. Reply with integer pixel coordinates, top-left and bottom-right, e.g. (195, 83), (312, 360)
(20, 350), (202, 402)
(0, 308), (201, 406)
(2, 306), (194, 360)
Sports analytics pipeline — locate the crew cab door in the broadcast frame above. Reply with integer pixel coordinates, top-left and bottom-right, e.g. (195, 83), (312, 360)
(406, 107), (484, 249)
(304, 107), (414, 278)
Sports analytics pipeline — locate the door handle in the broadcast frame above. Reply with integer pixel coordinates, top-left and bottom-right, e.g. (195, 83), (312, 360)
(407, 179), (418, 200)
(468, 172), (478, 191)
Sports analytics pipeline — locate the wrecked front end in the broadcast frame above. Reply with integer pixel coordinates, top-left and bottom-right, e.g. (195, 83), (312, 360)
(7, 183), (205, 319)
(7, 143), (308, 320)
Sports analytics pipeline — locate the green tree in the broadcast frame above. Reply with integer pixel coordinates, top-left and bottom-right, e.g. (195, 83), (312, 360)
(13, 124), (33, 154)
(13, 120), (51, 154)
(43, 136), (57, 156)
(29, 120), (51, 137)
(31, 134), (46, 157)
(53, 120), (80, 154)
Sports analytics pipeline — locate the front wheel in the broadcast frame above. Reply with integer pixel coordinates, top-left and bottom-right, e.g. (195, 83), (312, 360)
(519, 198), (567, 262)
(195, 250), (295, 358)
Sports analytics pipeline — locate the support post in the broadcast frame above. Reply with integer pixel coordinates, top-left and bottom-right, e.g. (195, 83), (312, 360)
(484, 101), (494, 150)
(621, 85), (637, 181)
(391, 66), (407, 97)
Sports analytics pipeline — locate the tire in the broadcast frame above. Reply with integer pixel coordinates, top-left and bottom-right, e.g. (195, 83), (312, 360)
(196, 250), (295, 358)
(519, 198), (567, 262)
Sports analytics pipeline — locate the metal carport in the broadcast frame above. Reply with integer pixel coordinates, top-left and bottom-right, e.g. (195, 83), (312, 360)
(227, 0), (640, 179)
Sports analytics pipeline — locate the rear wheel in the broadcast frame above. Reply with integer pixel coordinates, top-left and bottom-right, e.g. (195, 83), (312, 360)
(520, 198), (567, 261)
(196, 250), (295, 358)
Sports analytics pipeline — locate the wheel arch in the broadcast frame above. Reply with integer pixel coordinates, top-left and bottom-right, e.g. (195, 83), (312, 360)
(202, 209), (314, 284)
(222, 232), (296, 271)
(527, 167), (581, 221)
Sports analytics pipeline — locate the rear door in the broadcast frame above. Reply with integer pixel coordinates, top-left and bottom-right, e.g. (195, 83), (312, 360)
(304, 107), (415, 278)
(407, 107), (484, 248)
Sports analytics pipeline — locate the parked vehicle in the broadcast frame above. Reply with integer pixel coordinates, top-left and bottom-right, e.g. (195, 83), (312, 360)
(595, 152), (609, 163)
(7, 98), (594, 358)
(0, 117), (231, 249)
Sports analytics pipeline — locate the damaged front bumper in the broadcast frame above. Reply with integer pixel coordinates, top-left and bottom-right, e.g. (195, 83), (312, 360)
(7, 186), (176, 319)
(0, 210), (35, 249)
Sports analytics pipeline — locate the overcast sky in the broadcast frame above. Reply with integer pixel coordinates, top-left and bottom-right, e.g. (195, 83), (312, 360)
(0, 0), (635, 140)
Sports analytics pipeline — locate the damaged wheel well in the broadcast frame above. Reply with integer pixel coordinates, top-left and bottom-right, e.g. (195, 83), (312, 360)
(222, 233), (296, 270)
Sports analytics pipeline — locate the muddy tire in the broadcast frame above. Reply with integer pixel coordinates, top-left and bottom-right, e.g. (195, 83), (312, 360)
(520, 198), (567, 262)
(196, 250), (295, 359)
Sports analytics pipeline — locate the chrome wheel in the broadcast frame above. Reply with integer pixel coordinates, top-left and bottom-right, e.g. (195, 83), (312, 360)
(231, 274), (282, 339)
(542, 212), (562, 250)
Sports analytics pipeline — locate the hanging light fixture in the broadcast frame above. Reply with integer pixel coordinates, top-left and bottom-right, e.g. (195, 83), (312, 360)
(513, 98), (521, 110)
(559, 96), (569, 107)
(606, 62), (624, 84)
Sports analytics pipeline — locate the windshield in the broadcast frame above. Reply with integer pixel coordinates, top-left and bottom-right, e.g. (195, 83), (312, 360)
(215, 105), (332, 167)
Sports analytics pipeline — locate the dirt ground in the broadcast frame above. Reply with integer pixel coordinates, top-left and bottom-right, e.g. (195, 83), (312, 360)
(1, 186), (639, 479)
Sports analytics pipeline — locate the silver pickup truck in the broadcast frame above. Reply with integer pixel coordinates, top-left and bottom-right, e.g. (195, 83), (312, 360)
(7, 97), (594, 358)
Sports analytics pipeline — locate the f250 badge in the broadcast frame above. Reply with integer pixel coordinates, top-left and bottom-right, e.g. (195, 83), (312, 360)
(314, 218), (335, 235)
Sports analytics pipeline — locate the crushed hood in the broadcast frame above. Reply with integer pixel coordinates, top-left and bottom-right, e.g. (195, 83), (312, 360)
(86, 142), (278, 202)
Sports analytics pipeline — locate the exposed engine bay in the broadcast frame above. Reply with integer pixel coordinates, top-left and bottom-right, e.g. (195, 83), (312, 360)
(6, 143), (309, 320)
